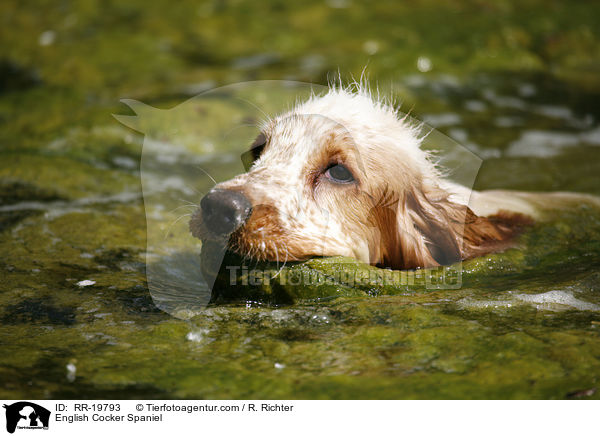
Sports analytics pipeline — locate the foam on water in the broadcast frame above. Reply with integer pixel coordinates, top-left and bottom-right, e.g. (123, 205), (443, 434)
(514, 290), (600, 311)
(506, 130), (580, 157)
(506, 127), (600, 157)
(459, 290), (600, 312)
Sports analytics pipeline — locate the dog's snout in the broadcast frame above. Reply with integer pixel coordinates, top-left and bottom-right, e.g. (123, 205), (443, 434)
(200, 189), (252, 235)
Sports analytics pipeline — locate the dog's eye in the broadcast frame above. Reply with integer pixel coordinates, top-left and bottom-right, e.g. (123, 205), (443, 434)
(325, 164), (355, 184)
(241, 132), (267, 171)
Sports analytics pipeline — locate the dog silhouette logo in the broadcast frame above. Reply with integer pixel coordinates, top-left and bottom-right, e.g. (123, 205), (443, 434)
(3, 402), (50, 434)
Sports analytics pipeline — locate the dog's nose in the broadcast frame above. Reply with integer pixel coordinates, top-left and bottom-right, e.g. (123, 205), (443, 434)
(200, 189), (252, 235)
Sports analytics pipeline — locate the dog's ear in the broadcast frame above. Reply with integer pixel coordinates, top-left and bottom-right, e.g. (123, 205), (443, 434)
(402, 187), (464, 268)
(366, 186), (454, 269)
(368, 184), (527, 270)
(385, 185), (531, 269)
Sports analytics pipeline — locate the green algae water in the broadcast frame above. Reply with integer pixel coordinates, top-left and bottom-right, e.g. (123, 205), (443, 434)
(2, 0), (600, 399)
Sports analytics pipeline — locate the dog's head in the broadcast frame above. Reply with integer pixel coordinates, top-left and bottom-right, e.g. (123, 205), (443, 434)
(190, 87), (516, 270)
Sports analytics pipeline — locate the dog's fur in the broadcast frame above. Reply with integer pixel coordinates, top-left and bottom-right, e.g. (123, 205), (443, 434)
(190, 84), (592, 270)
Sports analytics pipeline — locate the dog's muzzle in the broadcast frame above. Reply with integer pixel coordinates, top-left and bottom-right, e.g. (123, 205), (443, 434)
(200, 189), (252, 235)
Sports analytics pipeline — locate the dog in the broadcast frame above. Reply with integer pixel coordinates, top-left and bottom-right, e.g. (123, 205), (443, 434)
(190, 83), (598, 270)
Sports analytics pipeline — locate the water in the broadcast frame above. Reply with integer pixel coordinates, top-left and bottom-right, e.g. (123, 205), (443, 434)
(1, 0), (600, 399)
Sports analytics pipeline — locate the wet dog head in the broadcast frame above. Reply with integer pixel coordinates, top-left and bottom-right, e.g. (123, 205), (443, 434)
(190, 86), (521, 269)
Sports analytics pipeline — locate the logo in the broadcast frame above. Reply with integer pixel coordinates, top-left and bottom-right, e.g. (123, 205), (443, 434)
(3, 402), (50, 434)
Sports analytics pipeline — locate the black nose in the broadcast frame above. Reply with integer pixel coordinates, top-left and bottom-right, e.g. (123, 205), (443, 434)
(200, 189), (252, 235)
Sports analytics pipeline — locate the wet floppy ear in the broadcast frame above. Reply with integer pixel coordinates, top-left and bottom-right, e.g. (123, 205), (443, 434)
(368, 184), (467, 270)
(367, 188), (445, 270)
(398, 186), (529, 268)
(402, 188), (463, 268)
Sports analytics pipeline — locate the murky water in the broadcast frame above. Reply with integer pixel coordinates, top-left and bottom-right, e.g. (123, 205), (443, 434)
(2, 0), (600, 399)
